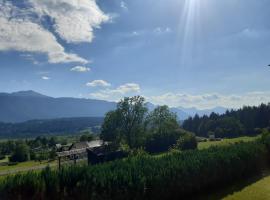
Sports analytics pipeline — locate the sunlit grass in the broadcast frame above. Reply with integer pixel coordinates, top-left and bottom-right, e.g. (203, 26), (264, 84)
(0, 159), (56, 172)
(223, 174), (270, 200)
(198, 136), (260, 150)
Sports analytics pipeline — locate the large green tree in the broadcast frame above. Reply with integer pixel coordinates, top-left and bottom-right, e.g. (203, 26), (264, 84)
(145, 106), (181, 153)
(101, 96), (148, 148)
(145, 105), (179, 135)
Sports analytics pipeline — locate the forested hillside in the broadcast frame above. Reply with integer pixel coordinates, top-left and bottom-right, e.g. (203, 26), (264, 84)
(182, 103), (270, 138)
(0, 117), (103, 138)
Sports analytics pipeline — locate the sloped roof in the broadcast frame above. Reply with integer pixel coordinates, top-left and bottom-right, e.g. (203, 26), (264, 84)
(69, 140), (103, 150)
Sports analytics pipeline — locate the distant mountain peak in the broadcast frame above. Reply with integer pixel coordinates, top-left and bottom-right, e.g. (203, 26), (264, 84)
(11, 90), (49, 98)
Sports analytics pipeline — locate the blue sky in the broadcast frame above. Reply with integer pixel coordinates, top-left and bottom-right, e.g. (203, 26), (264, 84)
(0, 0), (270, 109)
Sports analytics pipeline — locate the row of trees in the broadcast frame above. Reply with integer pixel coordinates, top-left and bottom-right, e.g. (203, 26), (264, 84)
(0, 132), (96, 163)
(101, 96), (196, 153)
(0, 136), (62, 163)
(0, 136), (59, 156)
(183, 103), (270, 138)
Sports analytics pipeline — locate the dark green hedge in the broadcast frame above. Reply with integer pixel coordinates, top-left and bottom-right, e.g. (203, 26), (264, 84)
(0, 141), (268, 200)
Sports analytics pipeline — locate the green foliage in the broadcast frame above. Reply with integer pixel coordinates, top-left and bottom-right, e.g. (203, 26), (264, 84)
(145, 105), (179, 135)
(49, 149), (57, 160)
(9, 141), (30, 162)
(145, 129), (184, 153)
(0, 117), (103, 138)
(101, 96), (148, 148)
(30, 150), (37, 160)
(0, 140), (16, 155)
(144, 106), (182, 153)
(183, 103), (270, 138)
(102, 102), (183, 153)
(174, 132), (198, 151)
(261, 129), (270, 151)
(0, 141), (267, 199)
(79, 133), (94, 142)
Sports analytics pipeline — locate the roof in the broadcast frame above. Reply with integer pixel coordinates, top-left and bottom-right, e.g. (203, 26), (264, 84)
(69, 140), (104, 151)
(57, 140), (105, 157)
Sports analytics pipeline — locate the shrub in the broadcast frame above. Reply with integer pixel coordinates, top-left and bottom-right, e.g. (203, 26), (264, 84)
(30, 151), (37, 161)
(145, 129), (188, 153)
(174, 133), (198, 151)
(0, 154), (5, 160)
(9, 142), (30, 162)
(261, 130), (270, 151)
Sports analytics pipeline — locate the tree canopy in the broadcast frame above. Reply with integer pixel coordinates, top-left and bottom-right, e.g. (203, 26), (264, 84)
(101, 96), (148, 148)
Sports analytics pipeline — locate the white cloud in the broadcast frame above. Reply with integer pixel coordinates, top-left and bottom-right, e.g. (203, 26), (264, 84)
(70, 66), (91, 72)
(86, 80), (111, 87)
(147, 91), (270, 109)
(116, 83), (141, 94)
(0, 16), (87, 64)
(153, 27), (172, 35)
(29, 0), (109, 43)
(41, 76), (51, 80)
(120, 1), (128, 11)
(0, 0), (108, 63)
(89, 83), (141, 101)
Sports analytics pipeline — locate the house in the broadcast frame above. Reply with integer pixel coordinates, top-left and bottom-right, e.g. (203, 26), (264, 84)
(87, 146), (127, 165)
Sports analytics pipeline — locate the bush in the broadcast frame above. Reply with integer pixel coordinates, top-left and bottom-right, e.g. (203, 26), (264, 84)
(9, 142), (30, 162)
(0, 141), (267, 200)
(145, 129), (188, 153)
(0, 154), (5, 160)
(261, 130), (270, 151)
(174, 133), (198, 151)
(30, 151), (37, 161)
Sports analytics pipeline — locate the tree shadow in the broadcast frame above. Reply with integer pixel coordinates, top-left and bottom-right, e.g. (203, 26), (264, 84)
(193, 169), (270, 200)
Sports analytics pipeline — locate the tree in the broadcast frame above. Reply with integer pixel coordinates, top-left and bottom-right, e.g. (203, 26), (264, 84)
(49, 150), (57, 160)
(145, 105), (179, 135)
(101, 96), (148, 148)
(100, 111), (122, 147)
(0, 152), (4, 160)
(48, 137), (57, 148)
(145, 106), (181, 153)
(10, 141), (30, 162)
(80, 133), (94, 142)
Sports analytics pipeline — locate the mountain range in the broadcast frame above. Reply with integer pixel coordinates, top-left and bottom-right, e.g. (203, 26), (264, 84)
(0, 91), (228, 123)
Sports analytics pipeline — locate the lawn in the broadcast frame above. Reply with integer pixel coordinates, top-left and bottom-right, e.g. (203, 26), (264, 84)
(198, 136), (259, 150)
(223, 174), (270, 200)
(0, 158), (57, 176)
(0, 156), (8, 164)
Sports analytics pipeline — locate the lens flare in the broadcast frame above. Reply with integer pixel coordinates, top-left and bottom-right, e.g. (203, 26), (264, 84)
(177, 0), (202, 68)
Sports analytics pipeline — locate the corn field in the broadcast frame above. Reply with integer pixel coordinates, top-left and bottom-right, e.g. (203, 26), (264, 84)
(0, 140), (268, 200)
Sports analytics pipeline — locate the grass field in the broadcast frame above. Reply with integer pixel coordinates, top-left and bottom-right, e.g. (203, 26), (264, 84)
(0, 160), (55, 171)
(0, 156), (8, 164)
(223, 174), (270, 200)
(0, 156), (57, 176)
(198, 136), (259, 150)
(198, 170), (270, 200)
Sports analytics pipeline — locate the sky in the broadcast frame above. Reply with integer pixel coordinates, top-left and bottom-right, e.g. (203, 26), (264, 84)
(0, 0), (270, 109)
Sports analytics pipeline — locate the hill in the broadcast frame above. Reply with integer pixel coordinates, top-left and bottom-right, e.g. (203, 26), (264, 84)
(0, 91), (116, 123)
(0, 117), (104, 138)
(0, 90), (228, 122)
